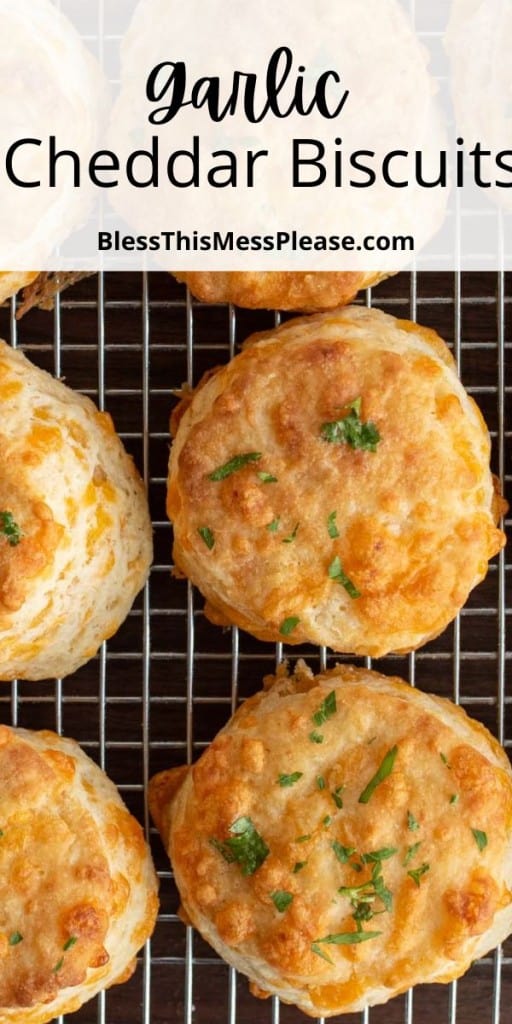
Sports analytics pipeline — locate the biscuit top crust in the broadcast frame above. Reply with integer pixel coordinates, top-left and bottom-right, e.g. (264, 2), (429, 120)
(168, 307), (505, 656)
(0, 724), (158, 1020)
(0, 726), (117, 1009)
(153, 664), (512, 1012)
(173, 272), (390, 311)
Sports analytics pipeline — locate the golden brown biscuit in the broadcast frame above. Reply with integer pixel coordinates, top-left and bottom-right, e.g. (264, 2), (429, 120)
(0, 723), (158, 1023)
(150, 661), (512, 1017)
(0, 339), (152, 680)
(173, 271), (391, 312)
(167, 306), (506, 657)
(0, 274), (39, 307)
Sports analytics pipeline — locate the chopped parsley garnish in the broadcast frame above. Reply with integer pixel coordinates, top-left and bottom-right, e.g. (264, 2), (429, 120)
(403, 842), (422, 866)
(331, 785), (344, 809)
(312, 690), (337, 727)
(440, 752), (451, 768)
(258, 471), (278, 483)
(210, 816), (269, 876)
(293, 861), (307, 873)
(296, 834), (311, 843)
(472, 829), (488, 852)
(327, 511), (340, 539)
(309, 731), (324, 744)
(278, 772), (303, 788)
(8, 932), (22, 946)
(408, 863), (430, 886)
(322, 815), (332, 827)
(53, 957), (64, 974)
(266, 517), (281, 533)
(0, 512), (22, 547)
(450, 794), (459, 805)
(328, 556), (360, 600)
(320, 398), (381, 453)
(316, 776), (326, 790)
(280, 616), (300, 636)
(282, 522), (300, 544)
(358, 746), (398, 804)
(332, 841), (356, 864)
(197, 526), (215, 550)
(407, 811), (420, 832)
(353, 902), (383, 926)
(271, 890), (294, 913)
(338, 863), (393, 916)
(312, 929), (382, 962)
(360, 847), (397, 864)
(208, 452), (262, 481)
(63, 936), (78, 951)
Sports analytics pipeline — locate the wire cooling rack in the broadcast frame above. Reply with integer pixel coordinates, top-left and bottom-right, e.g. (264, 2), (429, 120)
(0, 270), (509, 1024)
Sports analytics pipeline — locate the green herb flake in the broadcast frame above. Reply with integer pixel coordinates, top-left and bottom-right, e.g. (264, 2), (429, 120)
(311, 942), (334, 964)
(258, 471), (278, 484)
(361, 847), (398, 864)
(293, 861), (307, 874)
(63, 936), (78, 952)
(338, 863), (393, 916)
(358, 746), (398, 804)
(278, 772), (303, 788)
(331, 786), (344, 809)
(472, 829), (488, 852)
(271, 890), (294, 913)
(332, 841), (356, 864)
(197, 526), (215, 550)
(312, 690), (337, 728)
(320, 398), (381, 453)
(266, 517), (281, 533)
(328, 556), (360, 600)
(296, 834), (311, 844)
(403, 842), (422, 867)
(316, 776), (326, 790)
(309, 731), (324, 744)
(440, 752), (451, 768)
(53, 957), (64, 974)
(8, 932), (22, 946)
(322, 815), (332, 827)
(0, 512), (22, 547)
(210, 816), (269, 876)
(208, 452), (262, 481)
(351, 862), (363, 873)
(407, 811), (420, 832)
(312, 931), (383, 951)
(327, 511), (340, 539)
(450, 794), (459, 806)
(407, 863), (430, 887)
(0, 830), (4, 838)
(282, 522), (300, 544)
(280, 616), (300, 637)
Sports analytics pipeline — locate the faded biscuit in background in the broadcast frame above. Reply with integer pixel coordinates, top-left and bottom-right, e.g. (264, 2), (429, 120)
(150, 661), (512, 1016)
(168, 306), (505, 657)
(0, 724), (157, 1022)
(0, 340), (152, 680)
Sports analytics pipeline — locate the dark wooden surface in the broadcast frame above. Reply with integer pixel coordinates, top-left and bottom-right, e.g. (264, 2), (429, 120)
(0, 271), (509, 1024)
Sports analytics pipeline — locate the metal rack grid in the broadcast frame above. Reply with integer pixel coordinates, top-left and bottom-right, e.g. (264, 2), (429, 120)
(0, 269), (509, 1024)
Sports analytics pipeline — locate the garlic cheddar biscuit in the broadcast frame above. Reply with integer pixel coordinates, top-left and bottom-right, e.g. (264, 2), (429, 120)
(0, 340), (152, 680)
(0, 724), (158, 1023)
(150, 662), (512, 1017)
(167, 306), (505, 657)
(173, 271), (391, 312)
